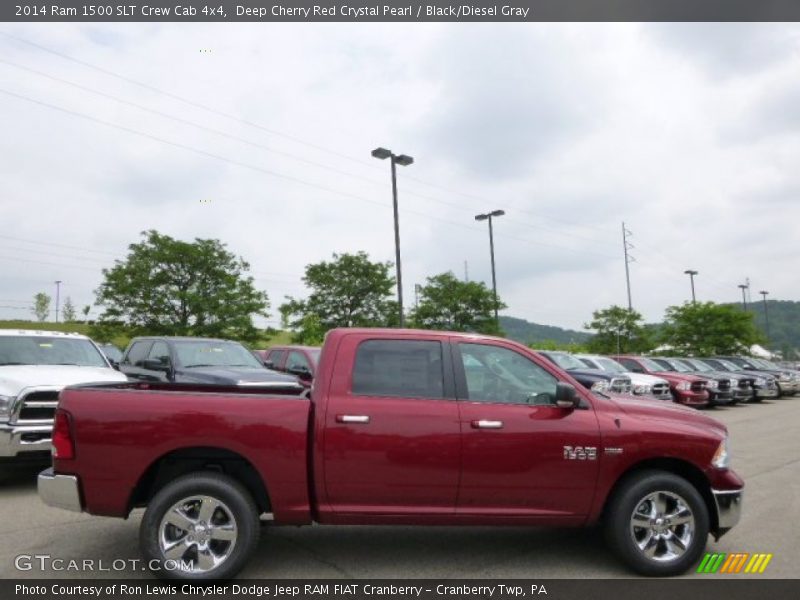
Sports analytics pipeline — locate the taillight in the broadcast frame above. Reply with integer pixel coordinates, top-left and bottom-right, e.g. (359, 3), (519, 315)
(52, 410), (75, 460)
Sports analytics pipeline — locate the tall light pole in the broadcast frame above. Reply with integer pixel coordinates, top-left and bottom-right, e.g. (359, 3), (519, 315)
(684, 269), (698, 303)
(54, 280), (62, 323)
(759, 290), (770, 344)
(738, 283), (749, 311)
(372, 147), (414, 328)
(475, 210), (505, 326)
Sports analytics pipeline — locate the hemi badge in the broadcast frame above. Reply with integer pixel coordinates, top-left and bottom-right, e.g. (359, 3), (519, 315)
(604, 447), (624, 455)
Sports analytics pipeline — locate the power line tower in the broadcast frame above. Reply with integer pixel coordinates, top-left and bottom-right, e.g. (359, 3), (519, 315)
(622, 222), (635, 311)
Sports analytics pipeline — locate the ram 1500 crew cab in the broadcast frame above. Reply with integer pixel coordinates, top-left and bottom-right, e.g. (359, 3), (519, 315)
(39, 328), (742, 580)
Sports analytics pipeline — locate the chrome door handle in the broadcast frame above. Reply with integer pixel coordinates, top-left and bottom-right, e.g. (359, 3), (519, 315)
(471, 419), (503, 429)
(336, 415), (370, 424)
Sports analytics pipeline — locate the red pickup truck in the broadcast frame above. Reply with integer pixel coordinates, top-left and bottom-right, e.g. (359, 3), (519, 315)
(38, 329), (742, 580)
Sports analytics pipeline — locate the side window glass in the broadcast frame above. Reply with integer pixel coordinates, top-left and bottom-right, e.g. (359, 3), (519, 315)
(148, 341), (171, 366)
(267, 350), (285, 368)
(125, 341), (151, 366)
(459, 343), (558, 405)
(287, 351), (311, 371)
(352, 340), (444, 399)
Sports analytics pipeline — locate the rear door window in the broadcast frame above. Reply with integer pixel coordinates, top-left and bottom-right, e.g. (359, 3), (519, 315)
(351, 340), (444, 399)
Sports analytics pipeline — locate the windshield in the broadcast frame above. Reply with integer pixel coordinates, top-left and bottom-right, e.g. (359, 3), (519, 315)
(174, 340), (264, 368)
(665, 358), (692, 373)
(594, 357), (627, 374)
(719, 359), (743, 371)
(0, 336), (108, 367)
(682, 358), (712, 372)
(100, 344), (123, 362)
(638, 357), (666, 372)
(754, 358), (778, 369)
(546, 352), (586, 371)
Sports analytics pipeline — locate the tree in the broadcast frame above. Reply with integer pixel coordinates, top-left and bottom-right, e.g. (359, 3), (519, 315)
(62, 297), (77, 322)
(584, 305), (652, 354)
(95, 230), (268, 343)
(660, 301), (762, 356)
(409, 271), (506, 335)
(280, 252), (397, 344)
(82, 305), (91, 323)
(529, 339), (588, 353)
(32, 293), (50, 322)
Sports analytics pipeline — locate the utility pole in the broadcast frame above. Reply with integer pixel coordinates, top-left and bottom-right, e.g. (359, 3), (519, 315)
(684, 270), (698, 303)
(54, 280), (62, 323)
(622, 223), (635, 310)
(464, 260), (469, 282)
(760, 290), (770, 345)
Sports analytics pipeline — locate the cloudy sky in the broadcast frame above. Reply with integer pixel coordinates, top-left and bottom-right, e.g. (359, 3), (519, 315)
(1, 23), (799, 332)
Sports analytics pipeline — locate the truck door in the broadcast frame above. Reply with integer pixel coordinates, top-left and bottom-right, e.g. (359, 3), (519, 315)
(322, 335), (460, 517)
(453, 340), (601, 518)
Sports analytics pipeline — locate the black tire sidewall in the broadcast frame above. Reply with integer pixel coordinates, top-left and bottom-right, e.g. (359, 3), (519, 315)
(139, 472), (260, 580)
(605, 470), (709, 577)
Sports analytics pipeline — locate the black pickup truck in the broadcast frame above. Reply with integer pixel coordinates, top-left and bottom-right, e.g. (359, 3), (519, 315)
(118, 336), (302, 390)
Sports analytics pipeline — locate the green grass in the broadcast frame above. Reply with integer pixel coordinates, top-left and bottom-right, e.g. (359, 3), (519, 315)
(0, 320), (294, 351)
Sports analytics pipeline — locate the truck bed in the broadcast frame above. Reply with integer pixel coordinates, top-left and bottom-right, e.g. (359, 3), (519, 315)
(55, 382), (313, 523)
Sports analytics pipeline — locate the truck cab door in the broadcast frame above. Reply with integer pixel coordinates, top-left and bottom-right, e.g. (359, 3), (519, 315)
(453, 340), (601, 519)
(321, 335), (460, 518)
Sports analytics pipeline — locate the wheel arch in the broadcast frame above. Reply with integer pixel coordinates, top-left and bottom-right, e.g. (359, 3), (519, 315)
(600, 457), (718, 532)
(128, 446), (271, 515)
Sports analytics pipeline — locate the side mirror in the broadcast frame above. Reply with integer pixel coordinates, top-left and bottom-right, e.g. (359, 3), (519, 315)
(555, 382), (579, 408)
(288, 364), (312, 379)
(109, 360), (120, 370)
(263, 360), (274, 369)
(142, 357), (170, 371)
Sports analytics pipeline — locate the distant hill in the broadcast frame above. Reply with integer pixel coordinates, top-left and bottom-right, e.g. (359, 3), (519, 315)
(732, 300), (800, 357)
(500, 316), (591, 346)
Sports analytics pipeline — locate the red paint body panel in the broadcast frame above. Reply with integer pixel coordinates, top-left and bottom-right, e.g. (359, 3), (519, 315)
(53, 329), (743, 531)
(55, 385), (312, 523)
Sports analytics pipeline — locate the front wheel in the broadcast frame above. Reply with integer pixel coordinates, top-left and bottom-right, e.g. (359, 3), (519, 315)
(140, 472), (260, 580)
(605, 470), (709, 576)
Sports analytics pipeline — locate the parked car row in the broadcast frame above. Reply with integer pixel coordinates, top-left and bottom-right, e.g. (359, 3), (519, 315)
(531, 349), (800, 409)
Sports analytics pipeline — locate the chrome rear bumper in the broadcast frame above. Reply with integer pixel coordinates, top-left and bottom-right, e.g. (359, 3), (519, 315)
(38, 467), (82, 512)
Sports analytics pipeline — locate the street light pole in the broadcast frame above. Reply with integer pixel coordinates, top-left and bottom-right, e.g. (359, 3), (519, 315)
(475, 210), (505, 327)
(759, 290), (770, 344)
(54, 280), (62, 323)
(372, 147), (414, 328)
(738, 284), (749, 311)
(684, 269), (698, 303)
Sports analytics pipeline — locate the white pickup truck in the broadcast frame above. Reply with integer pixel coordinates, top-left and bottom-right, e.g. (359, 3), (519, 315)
(0, 329), (128, 462)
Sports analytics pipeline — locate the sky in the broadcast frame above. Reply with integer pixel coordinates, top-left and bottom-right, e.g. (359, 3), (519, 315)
(1, 22), (799, 332)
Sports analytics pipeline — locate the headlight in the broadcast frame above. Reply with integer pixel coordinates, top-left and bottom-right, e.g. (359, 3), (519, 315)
(676, 381), (690, 391)
(752, 376), (765, 385)
(712, 438), (730, 469)
(779, 372), (791, 381)
(591, 381), (609, 392)
(0, 395), (14, 420)
(633, 384), (651, 395)
(706, 380), (718, 389)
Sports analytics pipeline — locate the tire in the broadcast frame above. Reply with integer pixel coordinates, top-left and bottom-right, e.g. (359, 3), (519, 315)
(604, 470), (709, 576)
(140, 472), (260, 580)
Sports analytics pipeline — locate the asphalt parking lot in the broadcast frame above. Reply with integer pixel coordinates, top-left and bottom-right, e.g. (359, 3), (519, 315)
(1, 397), (798, 580)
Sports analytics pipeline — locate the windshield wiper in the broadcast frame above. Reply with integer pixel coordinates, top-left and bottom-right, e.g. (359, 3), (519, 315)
(0, 362), (30, 365)
(183, 364), (215, 368)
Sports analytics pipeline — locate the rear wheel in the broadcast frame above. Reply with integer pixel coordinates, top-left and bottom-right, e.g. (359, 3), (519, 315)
(605, 470), (709, 576)
(140, 472), (260, 580)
